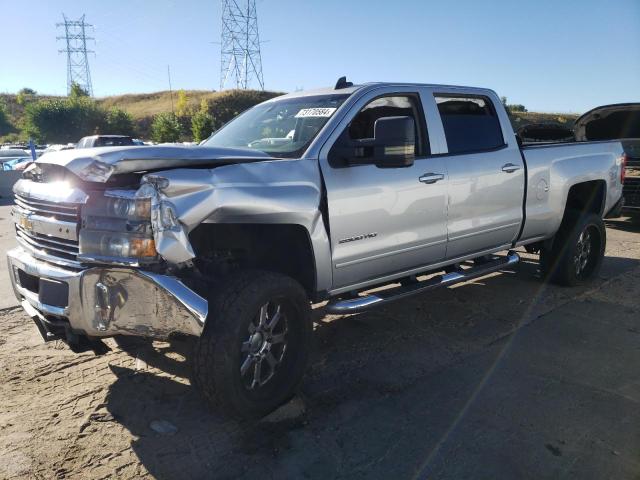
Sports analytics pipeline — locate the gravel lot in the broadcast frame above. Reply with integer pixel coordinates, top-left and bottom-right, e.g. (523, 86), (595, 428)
(1, 204), (639, 479)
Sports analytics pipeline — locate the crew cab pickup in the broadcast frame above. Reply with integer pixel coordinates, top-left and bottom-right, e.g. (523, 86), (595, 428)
(7, 79), (626, 418)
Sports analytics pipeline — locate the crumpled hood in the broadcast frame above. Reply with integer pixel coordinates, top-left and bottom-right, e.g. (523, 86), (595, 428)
(574, 103), (640, 142)
(34, 145), (272, 182)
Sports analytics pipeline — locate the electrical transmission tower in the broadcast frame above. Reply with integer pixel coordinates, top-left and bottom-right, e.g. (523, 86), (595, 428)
(219, 0), (264, 90)
(56, 14), (95, 96)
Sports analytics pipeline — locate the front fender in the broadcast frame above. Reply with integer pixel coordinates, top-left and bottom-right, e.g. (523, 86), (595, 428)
(143, 158), (333, 292)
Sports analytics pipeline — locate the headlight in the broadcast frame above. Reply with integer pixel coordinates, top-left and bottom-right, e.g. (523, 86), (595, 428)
(78, 186), (158, 264)
(79, 230), (157, 262)
(104, 189), (152, 220)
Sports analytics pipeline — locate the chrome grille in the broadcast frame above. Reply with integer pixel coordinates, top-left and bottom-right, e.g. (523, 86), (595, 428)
(14, 193), (79, 222)
(14, 193), (81, 263)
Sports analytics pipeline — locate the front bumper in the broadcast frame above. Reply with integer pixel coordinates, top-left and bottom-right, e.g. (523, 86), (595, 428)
(7, 247), (207, 340)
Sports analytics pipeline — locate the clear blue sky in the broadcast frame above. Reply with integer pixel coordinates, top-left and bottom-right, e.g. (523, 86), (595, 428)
(1, 0), (638, 113)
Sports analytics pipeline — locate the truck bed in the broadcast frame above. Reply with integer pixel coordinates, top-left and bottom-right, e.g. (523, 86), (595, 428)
(519, 139), (625, 241)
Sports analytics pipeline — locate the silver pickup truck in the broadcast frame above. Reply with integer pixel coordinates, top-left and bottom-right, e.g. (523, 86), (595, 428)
(7, 79), (626, 418)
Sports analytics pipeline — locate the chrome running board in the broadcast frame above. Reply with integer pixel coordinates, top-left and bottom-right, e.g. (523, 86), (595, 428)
(326, 252), (520, 314)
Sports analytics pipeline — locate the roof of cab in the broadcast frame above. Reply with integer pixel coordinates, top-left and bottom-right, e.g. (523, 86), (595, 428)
(269, 82), (498, 102)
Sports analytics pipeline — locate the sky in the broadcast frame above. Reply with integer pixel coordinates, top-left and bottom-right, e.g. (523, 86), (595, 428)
(0, 0), (638, 113)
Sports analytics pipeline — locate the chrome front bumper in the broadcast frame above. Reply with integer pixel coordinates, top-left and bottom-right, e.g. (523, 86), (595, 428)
(7, 247), (207, 339)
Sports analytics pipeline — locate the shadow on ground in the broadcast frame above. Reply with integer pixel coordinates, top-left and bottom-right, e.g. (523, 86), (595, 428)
(605, 215), (640, 234)
(104, 253), (640, 479)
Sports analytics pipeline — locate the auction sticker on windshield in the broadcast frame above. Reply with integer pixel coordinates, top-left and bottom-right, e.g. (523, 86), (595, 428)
(295, 107), (337, 118)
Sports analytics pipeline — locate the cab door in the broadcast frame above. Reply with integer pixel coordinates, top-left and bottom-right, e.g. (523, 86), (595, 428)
(319, 87), (449, 291)
(433, 93), (525, 258)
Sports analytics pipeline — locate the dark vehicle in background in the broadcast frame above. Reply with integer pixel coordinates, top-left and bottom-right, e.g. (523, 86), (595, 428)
(574, 103), (640, 214)
(517, 123), (574, 144)
(76, 135), (135, 148)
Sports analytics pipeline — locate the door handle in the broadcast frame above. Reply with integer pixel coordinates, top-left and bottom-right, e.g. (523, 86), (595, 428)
(419, 173), (445, 184)
(501, 163), (520, 173)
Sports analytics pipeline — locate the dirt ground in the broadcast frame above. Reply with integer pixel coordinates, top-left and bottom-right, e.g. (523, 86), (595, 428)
(1, 215), (640, 479)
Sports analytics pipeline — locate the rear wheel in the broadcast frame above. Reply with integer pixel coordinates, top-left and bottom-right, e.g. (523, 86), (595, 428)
(540, 210), (605, 286)
(192, 270), (312, 419)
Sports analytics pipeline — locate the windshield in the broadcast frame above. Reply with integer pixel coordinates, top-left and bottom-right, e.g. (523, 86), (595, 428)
(203, 94), (349, 157)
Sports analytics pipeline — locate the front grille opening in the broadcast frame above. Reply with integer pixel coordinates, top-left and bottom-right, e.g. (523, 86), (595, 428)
(39, 278), (69, 308)
(17, 269), (39, 294)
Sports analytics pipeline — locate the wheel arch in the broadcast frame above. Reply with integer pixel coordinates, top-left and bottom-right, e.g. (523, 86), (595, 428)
(188, 222), (323, 300)
(562, 179), (607, 219)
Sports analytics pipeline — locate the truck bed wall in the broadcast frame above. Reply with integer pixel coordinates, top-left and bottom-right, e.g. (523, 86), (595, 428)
(520, 140), (624, 242)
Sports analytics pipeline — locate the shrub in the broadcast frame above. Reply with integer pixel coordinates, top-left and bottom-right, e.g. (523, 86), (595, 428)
(151, 112), (181, 143)
(16, 88), (37, 106)
(23, 97), (105, 143)
(70, 82), (90, 99)
(508, 104), (528, 113)
(205, 90), (281, 130)
(0, 101), (12, 136)
(191, 99), (214, 142)
(176, 90), (191, 117)
(104, 108), (135, 136)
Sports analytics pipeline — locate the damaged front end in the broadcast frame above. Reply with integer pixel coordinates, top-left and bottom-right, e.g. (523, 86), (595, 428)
(8, 173), (208, 351)
(9, 145), (326, 352)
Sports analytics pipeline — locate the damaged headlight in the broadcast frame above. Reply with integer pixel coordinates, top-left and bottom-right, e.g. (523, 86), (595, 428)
(79, 231), (157, 261)
(78, 187), (158, 264)
(105, 190), (152, 220)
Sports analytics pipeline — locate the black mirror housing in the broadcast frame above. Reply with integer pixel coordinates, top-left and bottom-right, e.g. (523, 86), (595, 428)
(328, 115), (417, 168)
(372, 116), (416, 168)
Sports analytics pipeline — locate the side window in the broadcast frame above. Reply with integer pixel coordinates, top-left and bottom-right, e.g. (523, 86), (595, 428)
(348, 95), (427, 156)
(435, 95), (504, 154)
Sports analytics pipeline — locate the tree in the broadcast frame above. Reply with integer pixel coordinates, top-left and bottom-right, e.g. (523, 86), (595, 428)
(191, 99), (214, 142)
(176, 90), (190, 117)
(23, 97), (105, 143)
(206, 90), (281, 130)
(105, 108), (135, 136)
(0, 101), (12, 136)
(69, 82), (89, 99)
(151, 112), (181, 143)
(507, 104), (528, 113)
(16, 87), (37, 106)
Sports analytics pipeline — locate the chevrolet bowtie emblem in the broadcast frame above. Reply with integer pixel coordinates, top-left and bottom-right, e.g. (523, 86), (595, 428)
(19, 215), (34, 231)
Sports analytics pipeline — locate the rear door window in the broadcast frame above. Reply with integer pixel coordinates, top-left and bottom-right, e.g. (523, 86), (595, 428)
(435, 95), (504, 154)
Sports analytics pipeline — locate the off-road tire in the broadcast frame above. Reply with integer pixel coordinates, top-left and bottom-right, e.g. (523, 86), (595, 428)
(540, 210), (606, 286)
(192, 270), (312, 420)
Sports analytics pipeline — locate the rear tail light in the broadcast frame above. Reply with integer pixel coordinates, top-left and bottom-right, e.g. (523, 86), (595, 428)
(621, 153), (628, 184)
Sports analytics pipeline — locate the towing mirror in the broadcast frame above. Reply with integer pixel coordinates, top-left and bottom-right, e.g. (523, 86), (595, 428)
(372, 116), (416, 168)
(329, 115), (416, 168)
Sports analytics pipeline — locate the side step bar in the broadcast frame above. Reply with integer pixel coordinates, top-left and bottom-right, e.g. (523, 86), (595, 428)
(326, 252), (520, 314)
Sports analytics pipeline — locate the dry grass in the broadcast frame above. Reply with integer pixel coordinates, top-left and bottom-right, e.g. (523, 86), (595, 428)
(510, 111), (579, 129)
(97, 90), (223, 118)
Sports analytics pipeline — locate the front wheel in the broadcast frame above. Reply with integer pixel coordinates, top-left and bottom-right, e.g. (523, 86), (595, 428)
(192, 270), (312, 419)
(540, 210), (606, 286)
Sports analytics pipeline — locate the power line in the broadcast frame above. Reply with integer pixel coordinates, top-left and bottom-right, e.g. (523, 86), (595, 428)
(219, 0), (264, 90)
(56, 14), (95, 96)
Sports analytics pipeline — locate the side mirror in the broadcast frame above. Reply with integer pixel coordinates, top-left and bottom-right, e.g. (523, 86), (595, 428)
(372, 116), (416, 168)
(328, 115), (417, 168)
